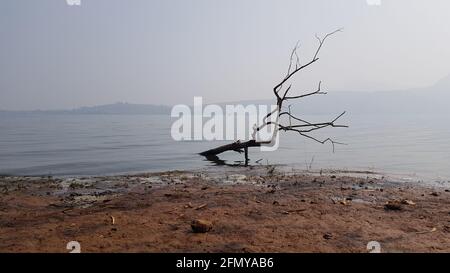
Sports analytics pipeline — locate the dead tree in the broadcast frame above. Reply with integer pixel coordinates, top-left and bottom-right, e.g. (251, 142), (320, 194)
(200, 29), (347, 165)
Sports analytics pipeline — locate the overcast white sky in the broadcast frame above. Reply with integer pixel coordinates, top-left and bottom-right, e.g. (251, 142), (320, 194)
(1, 0), (450, 110)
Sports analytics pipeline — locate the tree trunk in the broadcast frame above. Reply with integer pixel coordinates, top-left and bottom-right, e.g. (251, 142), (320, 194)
(199, 140), (261, 157)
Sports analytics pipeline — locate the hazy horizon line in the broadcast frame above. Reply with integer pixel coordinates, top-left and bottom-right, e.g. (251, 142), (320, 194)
(2, 75), (449, 112)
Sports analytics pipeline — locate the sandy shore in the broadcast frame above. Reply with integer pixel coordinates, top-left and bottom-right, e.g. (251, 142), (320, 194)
(0, 166), (449, 253)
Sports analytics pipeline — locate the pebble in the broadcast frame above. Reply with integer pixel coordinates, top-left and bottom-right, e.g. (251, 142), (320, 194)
(191, 219), (212, 233)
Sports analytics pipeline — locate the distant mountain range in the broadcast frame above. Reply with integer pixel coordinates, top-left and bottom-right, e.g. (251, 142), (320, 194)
(0, 102), (172, 116)
(294, 74), (450, 115)
(230, 74), (450, 115)
(1, 75), (450, 116)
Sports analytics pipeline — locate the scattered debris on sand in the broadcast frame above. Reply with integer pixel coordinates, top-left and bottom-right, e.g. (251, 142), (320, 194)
(0, 167), (449, 253)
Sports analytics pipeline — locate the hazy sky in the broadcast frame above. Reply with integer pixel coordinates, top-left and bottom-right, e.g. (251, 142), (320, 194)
(1, 0), (450, 110)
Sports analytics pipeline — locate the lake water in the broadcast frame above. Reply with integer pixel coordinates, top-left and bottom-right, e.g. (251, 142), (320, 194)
(1, 114), (450, 183)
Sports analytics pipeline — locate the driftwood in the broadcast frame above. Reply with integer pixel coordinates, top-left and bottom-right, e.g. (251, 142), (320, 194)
(200, 140), (261, 165)
(200, 29), (347, 165)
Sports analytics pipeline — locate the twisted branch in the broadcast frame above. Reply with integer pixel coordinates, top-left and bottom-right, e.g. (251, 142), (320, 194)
(200, 28), (346, 164)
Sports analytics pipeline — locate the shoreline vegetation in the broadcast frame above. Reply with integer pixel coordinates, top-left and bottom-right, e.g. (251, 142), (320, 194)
(0, 166), (449, 253)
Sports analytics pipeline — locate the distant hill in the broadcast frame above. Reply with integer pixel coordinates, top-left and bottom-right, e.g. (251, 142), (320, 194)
(70, 102), (171, 115)
(226, 74), (450, 116)
(0, 102), (171, 116)
(289, 74), (450, 115)
(1, 75), (450, 116)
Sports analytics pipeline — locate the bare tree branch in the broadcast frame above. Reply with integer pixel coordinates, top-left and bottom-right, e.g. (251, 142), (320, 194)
(200, 29), (346, 164)
(284, 81), (326, 100)
(273, 28), (342, 105)
(278, 125), (346, 153)
(313, 28), (343, 60)
(279, 111), (347, 130)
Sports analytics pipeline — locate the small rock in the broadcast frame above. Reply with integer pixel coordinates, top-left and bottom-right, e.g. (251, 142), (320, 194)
(401, 199), (415, 205)
(384, 201), (403, 211)
(430, 192), (439, 197)
(323, 233), (333, 240)
(191, 219), (212, 233)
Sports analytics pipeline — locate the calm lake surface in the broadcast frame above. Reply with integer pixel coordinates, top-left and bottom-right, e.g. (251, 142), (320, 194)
(1, 114), (450, 183)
